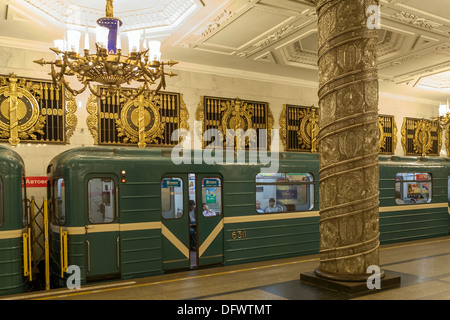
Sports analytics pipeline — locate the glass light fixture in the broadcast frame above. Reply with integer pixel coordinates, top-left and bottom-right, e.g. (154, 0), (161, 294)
(34, 0), (178, 100)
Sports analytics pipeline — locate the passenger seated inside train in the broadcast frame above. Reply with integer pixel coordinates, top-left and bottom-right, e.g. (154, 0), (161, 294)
(202, 203), (216, 216)
(255, 201), (264, 213)
(264, 198), (286, 213)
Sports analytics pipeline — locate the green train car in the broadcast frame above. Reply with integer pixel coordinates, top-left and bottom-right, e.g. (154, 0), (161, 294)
(46, 147), (450, 287)
(0, 145), (28, 296)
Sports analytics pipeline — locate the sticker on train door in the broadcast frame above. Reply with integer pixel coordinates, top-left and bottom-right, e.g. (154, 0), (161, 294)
(197, 175), (224, 266)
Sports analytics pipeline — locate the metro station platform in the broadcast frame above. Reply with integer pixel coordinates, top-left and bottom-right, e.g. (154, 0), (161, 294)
(3, 235), (450, 301)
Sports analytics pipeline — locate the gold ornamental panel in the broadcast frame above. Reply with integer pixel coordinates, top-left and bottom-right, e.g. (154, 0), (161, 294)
(196, 96), (274, 150)
(401, 117), (441, 156)
(378, 115), (397, 154)
(87, 88), (189, 147)
(0, 74), (76, 146)
(280, 104), (319, 153)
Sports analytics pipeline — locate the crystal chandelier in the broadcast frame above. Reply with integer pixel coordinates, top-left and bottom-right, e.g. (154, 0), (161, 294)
(33, 0), (178, 100)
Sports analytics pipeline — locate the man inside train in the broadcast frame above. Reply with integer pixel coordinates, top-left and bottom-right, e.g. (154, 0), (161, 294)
(264, 198), (278, 213)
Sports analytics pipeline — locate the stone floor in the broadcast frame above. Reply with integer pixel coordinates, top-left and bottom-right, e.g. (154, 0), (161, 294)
(4, 235), (450, 301)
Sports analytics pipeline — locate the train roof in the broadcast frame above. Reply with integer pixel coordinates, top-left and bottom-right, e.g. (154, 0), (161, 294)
(47, 146), (320, 165)
(46, 146), (450, 175)
(0, 144), (25, 171)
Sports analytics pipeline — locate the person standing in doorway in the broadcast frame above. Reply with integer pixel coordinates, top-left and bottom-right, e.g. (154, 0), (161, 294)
(188, 200), (196, 250)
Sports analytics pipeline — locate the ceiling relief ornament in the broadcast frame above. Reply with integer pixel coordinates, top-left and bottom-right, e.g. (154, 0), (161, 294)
(314, 0), (381, 281)
(0, 74), (45, 146)
(390, 12), (443, 30)
(201, 10), (235, 38)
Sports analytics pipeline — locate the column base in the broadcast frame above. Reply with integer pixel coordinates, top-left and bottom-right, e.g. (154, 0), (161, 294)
(300, 268), (401, 295)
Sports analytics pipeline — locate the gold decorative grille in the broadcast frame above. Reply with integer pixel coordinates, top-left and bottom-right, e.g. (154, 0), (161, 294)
(86, 89), (189, 147)
(0, 74), (77, 146)
(195, 96), (274, 150)
(378, 115), (397, 154)
(279, 104), (319, 152)
(401, 117), (441, 156)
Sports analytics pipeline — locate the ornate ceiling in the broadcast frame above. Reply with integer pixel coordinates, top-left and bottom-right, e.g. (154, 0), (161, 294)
(0, 0), (449, 103)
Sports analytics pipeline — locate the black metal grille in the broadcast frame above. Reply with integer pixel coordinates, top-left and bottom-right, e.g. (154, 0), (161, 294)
(378, 114), (395, 154)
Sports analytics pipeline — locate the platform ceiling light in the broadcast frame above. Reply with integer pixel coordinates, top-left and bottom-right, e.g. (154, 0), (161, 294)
(34, 0), (178, 100)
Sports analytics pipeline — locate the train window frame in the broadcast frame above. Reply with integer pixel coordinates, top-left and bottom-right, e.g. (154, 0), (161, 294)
(161, 176), (184, 220)
(395, 172), (432, 205)
(255, 172), (315, 214)
(87, 177), (116, 224)
(53, 178), (66, 225)
(0, 176), (3, 227)
(201, 177), (222, 217)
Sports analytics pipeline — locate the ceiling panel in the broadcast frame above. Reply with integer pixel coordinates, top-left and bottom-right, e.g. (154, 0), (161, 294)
(205, 6), (291, 49)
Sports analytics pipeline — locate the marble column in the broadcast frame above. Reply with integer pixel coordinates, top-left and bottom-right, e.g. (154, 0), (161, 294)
(315, 0), (381, 281)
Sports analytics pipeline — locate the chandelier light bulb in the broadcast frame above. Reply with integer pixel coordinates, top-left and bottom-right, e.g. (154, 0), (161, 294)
(33, 0), (178, 100)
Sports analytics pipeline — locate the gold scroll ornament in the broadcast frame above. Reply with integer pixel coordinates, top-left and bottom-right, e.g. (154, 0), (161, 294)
(0, 74), (45, 146)
(297, 107), (319, 153)
(219, 98), (255, 150)
(116, 95), (165, 148)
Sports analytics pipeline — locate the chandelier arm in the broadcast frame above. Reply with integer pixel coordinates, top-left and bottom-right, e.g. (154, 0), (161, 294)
(61, 77), (88, 96)
(49, 63), (62, 84)
(140, 65), (159, 83)
(87, 82), (104, 98)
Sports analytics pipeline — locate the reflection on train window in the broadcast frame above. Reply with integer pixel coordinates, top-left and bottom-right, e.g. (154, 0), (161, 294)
(0, 177), (3, 227)
(88, 178), (115, 223)
(161, 177), (183, 219)
(54, 178), (65, 224)
(395, 173), (432, 205)
(255, 173), (314, 213)
(201, 177), (222, 217)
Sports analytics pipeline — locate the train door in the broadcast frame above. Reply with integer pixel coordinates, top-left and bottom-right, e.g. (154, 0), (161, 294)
(85, 175), (120, 280)
(196, 174), (224, 267)
(161, 175), (190, 271)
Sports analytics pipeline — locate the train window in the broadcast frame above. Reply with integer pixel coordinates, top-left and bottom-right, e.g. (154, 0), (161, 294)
(255, 173), (314, 213)
(161, 177), (183, 219)
(0, 177), (3, 227)
(201, 177), (222, 217)
(53, 178), (66, 224)
(395, 173), (432, 205)
(88, 178), (115, 223)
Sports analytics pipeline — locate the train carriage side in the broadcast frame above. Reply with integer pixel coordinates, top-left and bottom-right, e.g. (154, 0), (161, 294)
(379, 156), (450, 244)
(222, 152), (320, 265)
(0, 145), (28, 296)
(47, 147), (169, 286)
(46, 147), (322, 286)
